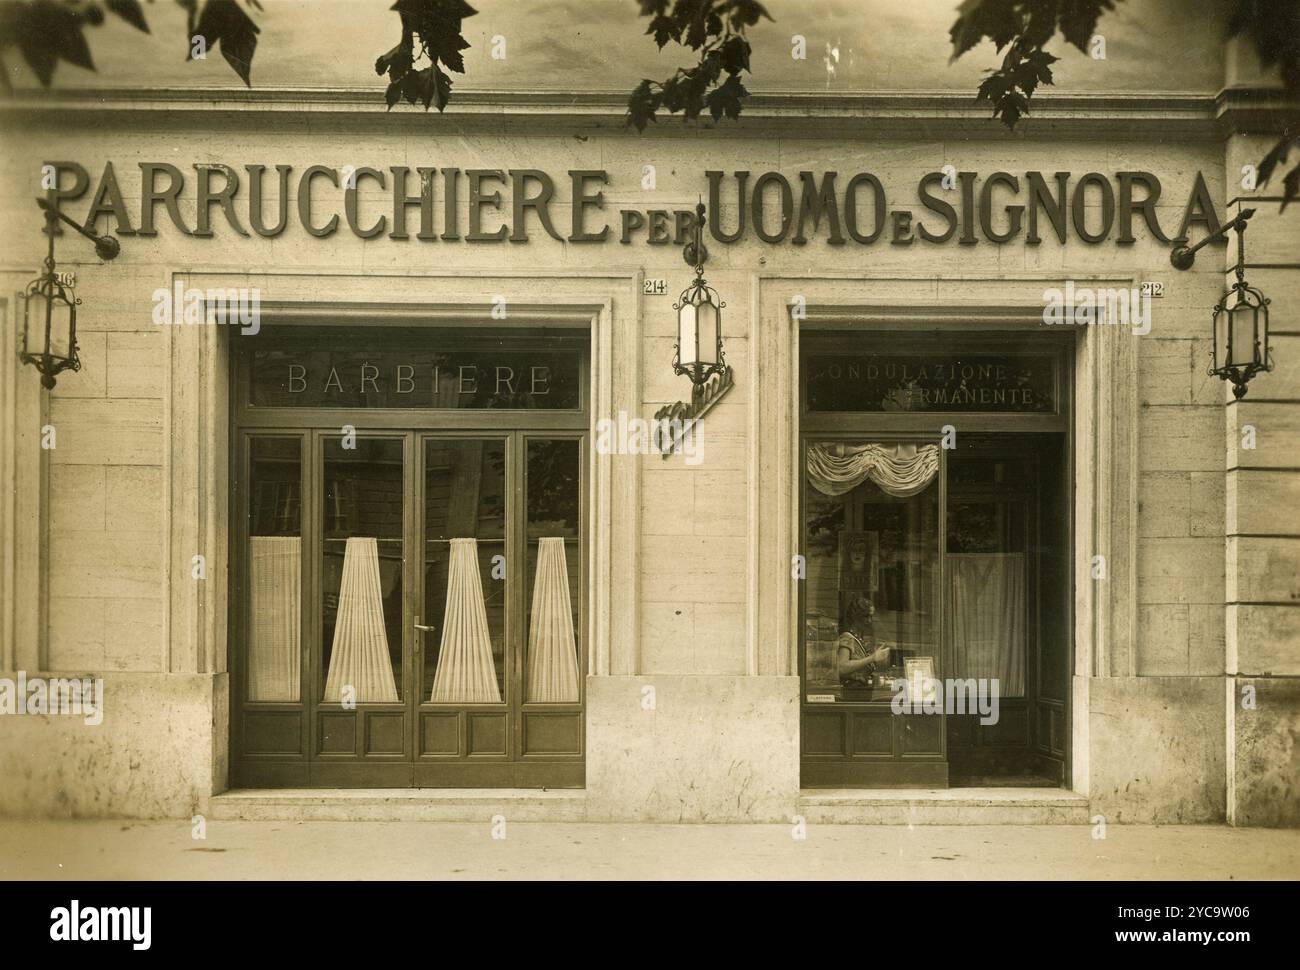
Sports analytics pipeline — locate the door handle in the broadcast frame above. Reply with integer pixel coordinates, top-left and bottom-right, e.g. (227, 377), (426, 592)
(413, 615), (436, 634)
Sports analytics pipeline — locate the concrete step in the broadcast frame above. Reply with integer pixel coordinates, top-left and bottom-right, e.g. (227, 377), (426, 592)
(210, 788), (587, 822)
(798, 788), (1091, 825)
(212, 787), (1089, 824)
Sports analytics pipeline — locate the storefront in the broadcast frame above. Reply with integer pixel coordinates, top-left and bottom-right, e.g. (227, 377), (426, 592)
(798, 331), (1072, 788)
(232, 326), (588, 787)
(1, 31), (1297, 826)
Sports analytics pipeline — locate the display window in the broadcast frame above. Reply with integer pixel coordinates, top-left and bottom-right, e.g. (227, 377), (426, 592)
(231, 327), (588, 788)
(799, 333), (1071, 788)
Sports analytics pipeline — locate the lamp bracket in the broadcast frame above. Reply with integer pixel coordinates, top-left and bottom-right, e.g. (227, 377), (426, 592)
(652, 365), (735, 459)
(1170, 207), (1255, 270)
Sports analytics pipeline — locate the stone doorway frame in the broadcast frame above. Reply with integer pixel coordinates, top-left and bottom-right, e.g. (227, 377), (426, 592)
(749, 275), (1143, 800)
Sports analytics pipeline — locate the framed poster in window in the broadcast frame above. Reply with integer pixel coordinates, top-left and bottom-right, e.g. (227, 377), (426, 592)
(905, 656), (939, 705)
(838, 530), (879, 591)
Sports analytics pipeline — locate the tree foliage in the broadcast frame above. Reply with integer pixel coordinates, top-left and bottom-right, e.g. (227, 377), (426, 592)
(374, 0), (475, 112)
(626, 0), (771, 131)
(948, 0), (1300, 206)
(1228, 0), (1300, 206)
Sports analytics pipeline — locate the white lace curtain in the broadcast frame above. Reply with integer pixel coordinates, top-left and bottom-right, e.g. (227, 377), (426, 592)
(324, 536), (399, 703)
(528, 537), (579, 703)
(806, 442), (939, 498)
(948, 553), (1025, 696)
(430, 538), (502, 703)
(248, 536), (301, 702)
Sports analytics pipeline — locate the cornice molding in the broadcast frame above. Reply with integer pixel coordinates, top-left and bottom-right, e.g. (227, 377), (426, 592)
(1, 86), (1295, 140)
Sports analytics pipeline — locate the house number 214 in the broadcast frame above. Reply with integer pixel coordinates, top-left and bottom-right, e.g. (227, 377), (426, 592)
(643, 278), (667, 295)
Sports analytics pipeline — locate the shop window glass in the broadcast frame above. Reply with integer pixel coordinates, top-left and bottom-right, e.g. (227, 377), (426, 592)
(525, 439), (581, 703)
(247, 436), (302, 702)
(423, 439), (507, 703)
(803, 440), (941, 702)
(322, 437), (404, 702)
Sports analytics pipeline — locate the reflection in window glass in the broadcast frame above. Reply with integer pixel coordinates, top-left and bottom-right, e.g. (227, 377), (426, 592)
(248, 437), (302, 702)
(322, 437), (403, 702)
(803, 441), (940, 702)
(424, 440), (507, 703)
(526, 439), (581, 703)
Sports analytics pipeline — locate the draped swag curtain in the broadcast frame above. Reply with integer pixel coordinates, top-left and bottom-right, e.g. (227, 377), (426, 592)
(249, 536), (301, 702)
(324, 536), (399, 703)
(806, 442), (939, 498)
(948, 553), (1026, 696)
(430, 538), (502, 703)
(527, 538), (579, 703)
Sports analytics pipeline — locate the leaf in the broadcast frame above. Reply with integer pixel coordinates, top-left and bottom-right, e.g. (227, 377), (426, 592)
(105, 0), (150, 33)
(728, 0), (771, 28)
(718, 32), (749, 74)
(430, 64), (452, 110)
(949, 0), (1017, 62)
(191, 0), (261, 86)
(33, 0), (95, 72)
(1058, 0), (1114, 54)
(1281, 162), (1299, 212)
(626, 78), (661, 132)
(11, 0), (94, 84)
(375, 41), (413, 79)
(647, 13), (676, 47)
(1257, 132), (1298, 184)
(705, 71), (747, 120)
(1256, 133), (1300, 211)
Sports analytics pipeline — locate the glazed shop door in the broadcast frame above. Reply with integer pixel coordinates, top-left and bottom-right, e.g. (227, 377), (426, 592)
(230, 329), (587, 788)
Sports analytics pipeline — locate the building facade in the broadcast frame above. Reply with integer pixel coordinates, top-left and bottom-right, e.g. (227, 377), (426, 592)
(0, 3), (1297, 826)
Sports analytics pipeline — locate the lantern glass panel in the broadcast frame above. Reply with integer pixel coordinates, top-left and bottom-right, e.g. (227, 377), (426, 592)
(678, 301), (699, 367)
(26, 290), (74, 362)
(47, 298), (75, 361)
(1227, 304), (1256, 369)
(696, 299), (720, 369)
(22, 290), (47, 357)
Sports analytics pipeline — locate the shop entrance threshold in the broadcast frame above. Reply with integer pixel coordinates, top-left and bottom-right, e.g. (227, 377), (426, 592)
(212, 787), (1088, 824)
(798, 788), (1090, 825)
(210, 788), (587, 822)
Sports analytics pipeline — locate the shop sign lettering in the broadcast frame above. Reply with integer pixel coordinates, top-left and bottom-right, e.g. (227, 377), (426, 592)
(42, 163), (1225, 249)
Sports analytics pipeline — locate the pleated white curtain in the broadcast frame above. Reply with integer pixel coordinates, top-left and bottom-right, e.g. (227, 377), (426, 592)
(948, 553), (1025, 696)
(323, 536), (399, 703)
(527, 537), (579, 703)
(430, 538), (502, 703)
(248, 536), (301, 702)
(807, 442), (939, 498)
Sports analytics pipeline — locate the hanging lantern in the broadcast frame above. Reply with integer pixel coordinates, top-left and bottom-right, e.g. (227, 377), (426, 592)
(673, 201), (726, 387)
(19, 200), (120, 390)
(20, 215), (82, 389)
(1209, 213), (1272, 399)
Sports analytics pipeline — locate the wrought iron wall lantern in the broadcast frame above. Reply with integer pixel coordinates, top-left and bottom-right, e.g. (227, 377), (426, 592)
(1170, 206), (1273, 400)
(656, 201), (735, 459)
(20, 198), (121, 389)
(673, 201), (727, 388)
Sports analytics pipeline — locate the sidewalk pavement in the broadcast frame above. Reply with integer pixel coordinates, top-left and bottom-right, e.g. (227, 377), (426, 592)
(2, 820), (1298, 880)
